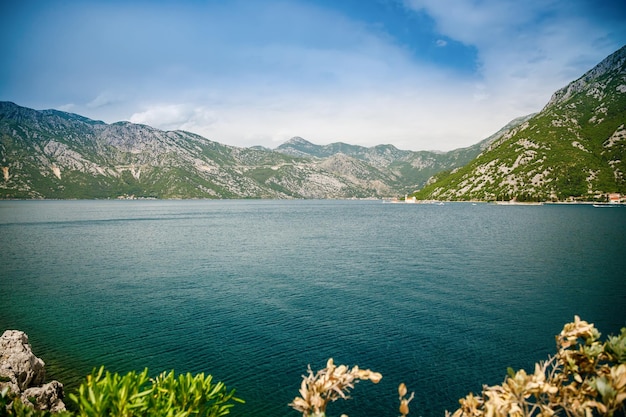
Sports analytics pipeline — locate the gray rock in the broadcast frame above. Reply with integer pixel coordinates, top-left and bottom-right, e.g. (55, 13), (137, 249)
(21, 381), (66, 412)
(0, 330), (65, 412)
(0, 330), (45, 391)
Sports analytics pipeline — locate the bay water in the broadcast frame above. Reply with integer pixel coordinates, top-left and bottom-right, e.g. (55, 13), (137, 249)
(1, 200), (625, 417)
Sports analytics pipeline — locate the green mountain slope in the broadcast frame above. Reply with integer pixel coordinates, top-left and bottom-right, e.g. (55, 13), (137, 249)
(414, 45), (626, 202)
(0, 103), (310, 199)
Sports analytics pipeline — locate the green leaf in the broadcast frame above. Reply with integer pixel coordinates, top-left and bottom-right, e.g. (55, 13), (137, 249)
(507, 367), (516, 378)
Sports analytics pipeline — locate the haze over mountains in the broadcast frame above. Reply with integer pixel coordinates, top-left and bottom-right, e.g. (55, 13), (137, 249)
(1, 45), (624, 201)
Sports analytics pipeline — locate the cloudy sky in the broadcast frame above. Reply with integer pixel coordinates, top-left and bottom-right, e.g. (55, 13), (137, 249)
(1, 0), (625, 151)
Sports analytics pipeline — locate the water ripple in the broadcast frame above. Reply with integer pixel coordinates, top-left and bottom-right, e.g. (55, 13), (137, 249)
(1, 200), (625, 417)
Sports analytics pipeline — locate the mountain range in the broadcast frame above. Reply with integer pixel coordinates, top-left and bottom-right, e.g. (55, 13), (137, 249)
(413, 45), (626, 202)
(1, 45), (624, 200)
(0, 104), (523, 199)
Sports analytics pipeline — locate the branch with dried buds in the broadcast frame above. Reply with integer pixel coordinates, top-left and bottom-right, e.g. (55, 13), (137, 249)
(448, 316), (626, 417)
(398, 383), (415, 417)
(288, 317), (625, 417)
(289, 358), (382, 417)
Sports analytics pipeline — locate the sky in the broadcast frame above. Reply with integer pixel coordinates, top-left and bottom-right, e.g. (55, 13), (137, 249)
(1, 1), (625, 152)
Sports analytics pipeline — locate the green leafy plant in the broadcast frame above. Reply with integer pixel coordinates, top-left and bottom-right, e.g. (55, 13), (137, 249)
(1, 387), (10, 417)
(67, 367), (242, 417)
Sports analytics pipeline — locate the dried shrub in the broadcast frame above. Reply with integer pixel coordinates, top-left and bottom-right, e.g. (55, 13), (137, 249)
(289, 358), (382, 417)
(290, 317), (626, 417)
(450, 316), (626, 417)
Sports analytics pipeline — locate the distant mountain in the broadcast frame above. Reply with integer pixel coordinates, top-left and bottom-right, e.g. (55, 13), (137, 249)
(0, 102), (290, 199)
(274, 117), (533, 193)
(0, 101), (526, 199)
(414, 45), (626, 202)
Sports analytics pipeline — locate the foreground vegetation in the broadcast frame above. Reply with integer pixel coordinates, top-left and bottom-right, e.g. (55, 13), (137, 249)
(2, 317), (625, 417)
(0, 370), (242, 417)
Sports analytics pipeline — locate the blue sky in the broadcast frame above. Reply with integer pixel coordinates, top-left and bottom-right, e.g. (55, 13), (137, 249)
(1, 0), (625, 151)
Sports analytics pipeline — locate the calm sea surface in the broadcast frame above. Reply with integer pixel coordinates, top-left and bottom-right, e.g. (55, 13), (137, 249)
(1, 200), (625, 417)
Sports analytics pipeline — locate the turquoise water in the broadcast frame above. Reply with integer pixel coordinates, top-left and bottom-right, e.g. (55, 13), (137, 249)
(1, 200), (625, 417)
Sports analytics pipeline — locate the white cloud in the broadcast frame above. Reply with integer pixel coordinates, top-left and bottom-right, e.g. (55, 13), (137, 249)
(136, 78), (509, 152)
(9, 0), (623, 152)
(119, 3), (492, 151)
(405, 0), (543, 45)
(87, 92), (125, 109)
(57, 103), (76, 112)
(130, 104), (217, 132)
(402, 0), (625, 121)
(130, 105), (189, 128)
(119, 1), (619, 151)
(472, 83), (489, 102)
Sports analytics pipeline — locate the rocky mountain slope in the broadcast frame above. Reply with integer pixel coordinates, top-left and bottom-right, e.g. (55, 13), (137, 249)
(0, 102), (522, 199)
(414, 45), (626, 202)
(274, 119), (535, 191)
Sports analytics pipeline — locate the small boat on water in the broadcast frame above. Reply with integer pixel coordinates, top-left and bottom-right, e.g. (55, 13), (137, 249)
(592, 203), (622, 208)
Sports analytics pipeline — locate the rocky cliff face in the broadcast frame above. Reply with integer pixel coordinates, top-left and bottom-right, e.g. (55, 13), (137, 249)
(544, 47), (626, 109)
(414, 45), (626, 201)
(0, 330), (65, 412)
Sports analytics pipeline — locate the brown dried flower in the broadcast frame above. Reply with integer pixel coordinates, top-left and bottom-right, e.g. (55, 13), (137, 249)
(289, 358), (382, 417)
(448, 316), (626, 417)
(398, 383), (414, 417)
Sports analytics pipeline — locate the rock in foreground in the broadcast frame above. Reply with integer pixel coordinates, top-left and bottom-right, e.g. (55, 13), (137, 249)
(0, 330), (65, 412)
